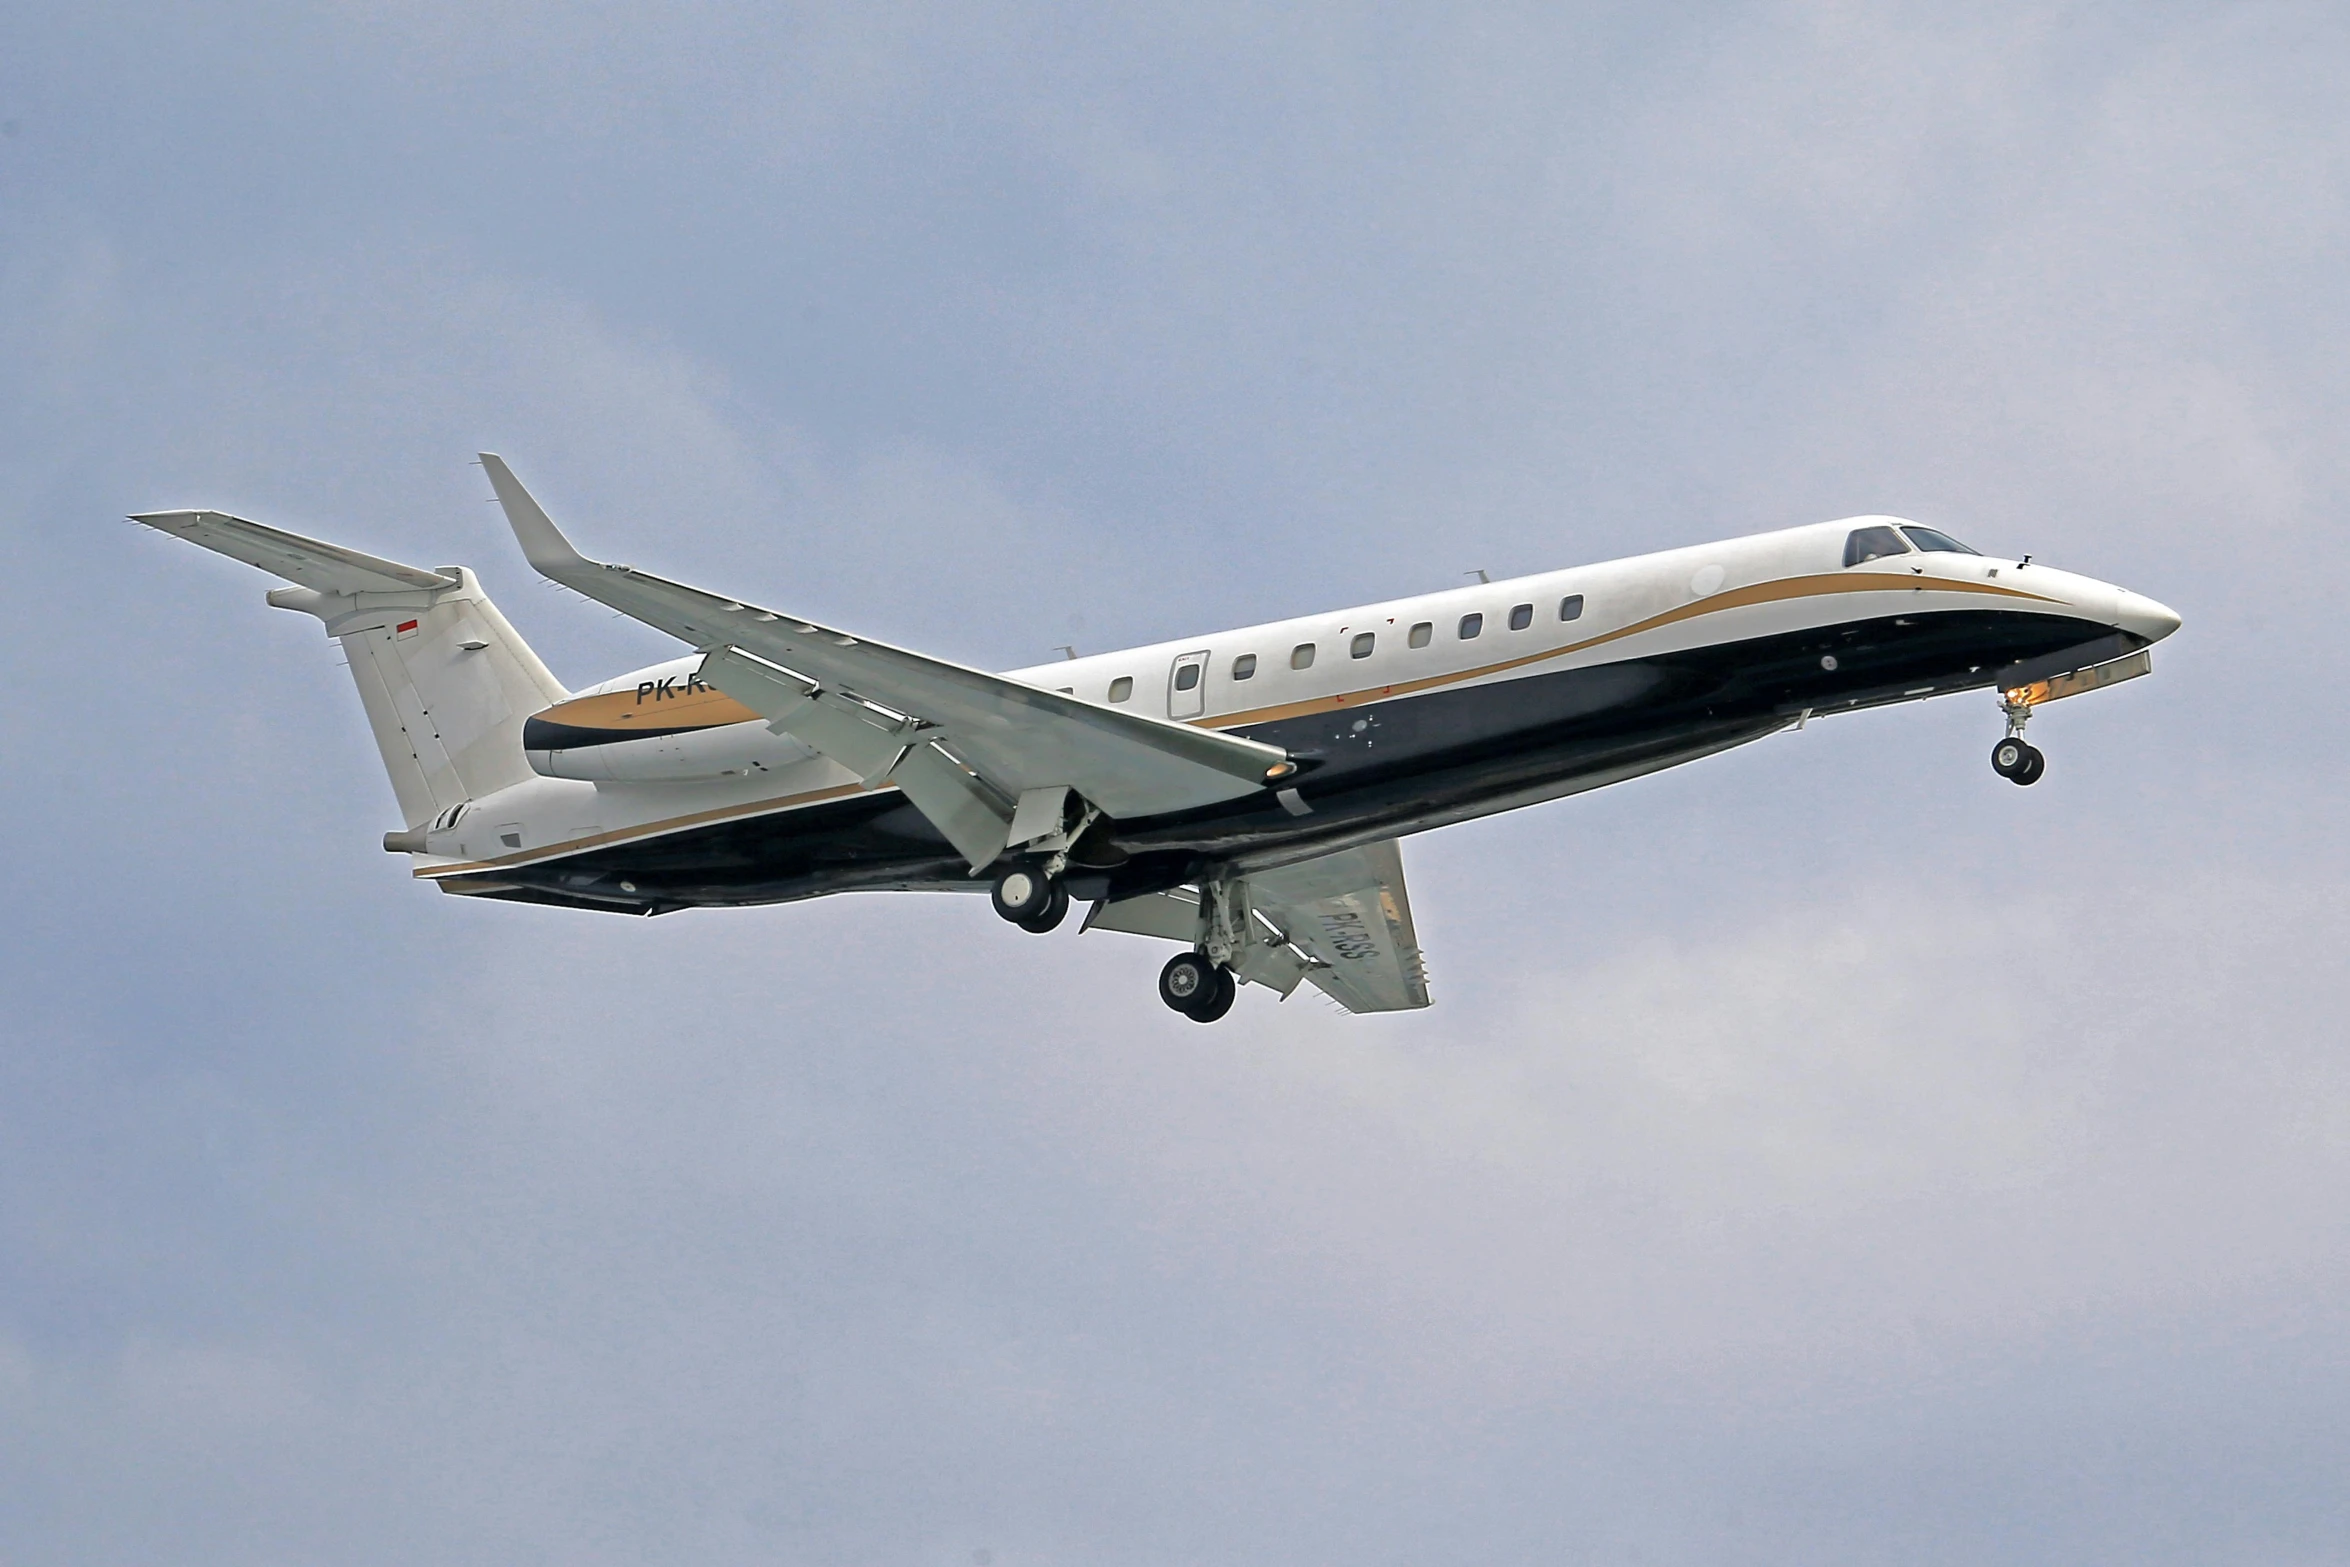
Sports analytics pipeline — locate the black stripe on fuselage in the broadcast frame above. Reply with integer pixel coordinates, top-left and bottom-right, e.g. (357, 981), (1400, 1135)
(520, 714), (718, 749)
(446, 607), (2122, 911)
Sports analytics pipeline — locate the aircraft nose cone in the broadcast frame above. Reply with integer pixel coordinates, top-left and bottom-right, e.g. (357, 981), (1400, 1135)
(2116, 590), (2182, 644)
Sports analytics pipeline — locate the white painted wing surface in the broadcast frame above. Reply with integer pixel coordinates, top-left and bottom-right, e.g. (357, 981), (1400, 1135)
(479, 454), (1290, 820)
(129, 511), (458, 594)
(1251, 838), (1432, 1013)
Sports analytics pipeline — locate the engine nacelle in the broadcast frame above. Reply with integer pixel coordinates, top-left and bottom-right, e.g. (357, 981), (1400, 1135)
(522, 657), (818, 781)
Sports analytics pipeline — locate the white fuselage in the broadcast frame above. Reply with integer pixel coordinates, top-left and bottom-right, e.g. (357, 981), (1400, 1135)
(410, 514), (2172, 876)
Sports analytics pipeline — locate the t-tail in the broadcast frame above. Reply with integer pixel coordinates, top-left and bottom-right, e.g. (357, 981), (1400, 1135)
(129, 506), (567, 846)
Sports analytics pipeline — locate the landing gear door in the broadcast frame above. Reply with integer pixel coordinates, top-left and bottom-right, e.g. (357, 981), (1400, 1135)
(1167, 650), (1210, 720)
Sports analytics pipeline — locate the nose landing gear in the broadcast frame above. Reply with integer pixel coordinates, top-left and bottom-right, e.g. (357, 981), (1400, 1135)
(1991, 693), (2047, 786)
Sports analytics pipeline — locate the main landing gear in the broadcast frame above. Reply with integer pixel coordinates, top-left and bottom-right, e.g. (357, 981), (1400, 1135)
(989, 860), (1069, 933)
(988, 793), (1111, 936)
(1154, 877), (1250, 1023)
(1990, 735), (2045, 785)
(1158, 950), (1236, 1024)
(1991, 693), (2047, 786)
(991, 854), (1243, 1024)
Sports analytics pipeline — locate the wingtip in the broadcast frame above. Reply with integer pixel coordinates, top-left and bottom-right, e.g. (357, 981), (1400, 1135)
(478, 453), (592, 579)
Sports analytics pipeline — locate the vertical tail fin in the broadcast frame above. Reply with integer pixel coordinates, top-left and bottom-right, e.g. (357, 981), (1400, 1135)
(131, 509), (568, 830)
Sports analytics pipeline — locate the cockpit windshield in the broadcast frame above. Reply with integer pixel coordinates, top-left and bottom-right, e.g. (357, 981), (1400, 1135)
(1901, 526), (1979, 555)
(1843, 525), (1911, 566)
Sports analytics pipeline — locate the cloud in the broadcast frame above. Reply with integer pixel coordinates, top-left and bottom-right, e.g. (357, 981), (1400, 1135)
(3, 2), (2348, 1561)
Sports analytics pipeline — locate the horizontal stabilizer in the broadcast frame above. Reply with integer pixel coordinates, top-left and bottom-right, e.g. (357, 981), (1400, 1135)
(130, 510), (457, 595)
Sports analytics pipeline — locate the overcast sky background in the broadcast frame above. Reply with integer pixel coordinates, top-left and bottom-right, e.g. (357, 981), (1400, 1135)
(3, 3), (2347, 1563)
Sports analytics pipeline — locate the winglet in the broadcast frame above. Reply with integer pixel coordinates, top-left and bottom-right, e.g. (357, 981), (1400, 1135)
(480, 453), (593, 583)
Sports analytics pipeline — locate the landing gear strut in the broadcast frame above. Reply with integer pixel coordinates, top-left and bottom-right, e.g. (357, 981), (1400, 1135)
(1158, 951), (1236, 1023)
(1991, 694), (2047, 786)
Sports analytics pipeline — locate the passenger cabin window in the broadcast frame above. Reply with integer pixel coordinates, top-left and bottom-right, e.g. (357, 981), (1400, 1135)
(1559, 594), (1584, 622)
(1173, 663), (1201, 691)
(1843, 525), (1912, 566)
(1231, 653), (1257, 680)
(1409, 621), (1432, 648)
(1509, 602), (1534, 631)
(1291, 643), (1316, 670)
(1108, 676), (1134, 702)
(1350, 632), (1376, 659)
(1902, 526), (1980, 555)
(1458, 612), (1484, 639)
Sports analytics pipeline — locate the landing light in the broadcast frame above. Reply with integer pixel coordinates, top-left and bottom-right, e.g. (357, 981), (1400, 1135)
(1264, 760), (1300, 784)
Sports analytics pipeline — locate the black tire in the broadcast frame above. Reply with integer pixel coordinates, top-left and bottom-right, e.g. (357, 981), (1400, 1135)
(2013, 745), (2046, 786)
(1017, 881), (1070, 934)
(990, 862), (1054, 923)
(1158, 952), (1215, 1014)
(1991, 736), (2029, 778)
(1186, 966), (1237, 1023)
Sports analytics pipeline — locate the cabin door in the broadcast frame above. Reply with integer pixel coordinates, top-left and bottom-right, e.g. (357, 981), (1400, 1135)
(1167, 650), (1210, 719)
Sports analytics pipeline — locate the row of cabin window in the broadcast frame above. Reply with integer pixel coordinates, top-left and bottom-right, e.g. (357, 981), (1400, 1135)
(1102, 594), (1586, 703)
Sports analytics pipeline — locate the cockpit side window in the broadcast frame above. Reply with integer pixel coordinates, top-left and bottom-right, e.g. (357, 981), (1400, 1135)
(1901, 526), (1979, 555)
(1843, 525), (1911, 567)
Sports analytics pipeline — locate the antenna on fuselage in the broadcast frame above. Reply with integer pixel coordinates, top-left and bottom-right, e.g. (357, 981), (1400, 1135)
(1465, 569), (1490, 585)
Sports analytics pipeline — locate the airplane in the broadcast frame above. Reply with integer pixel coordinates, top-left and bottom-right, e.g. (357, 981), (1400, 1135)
(131, 456), (2180, 1021)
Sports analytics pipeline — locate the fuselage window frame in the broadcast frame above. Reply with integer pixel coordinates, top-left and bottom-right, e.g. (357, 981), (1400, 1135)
(1231, 653), (1257, 681)
(1173, 662), (1202, 692)
(1408, 621), (1432, 648)
(1901, 526), (1980, 556)
(1291, 642), (1317, 671)
(1559, 594), (1584, 622)
(1843, 525), (1913, 567)
(1107, 675), (1134, 702)
(1350, 631), (1376, 660)
(1508, 602), (1534, 631)
(1458, 612), (1484, 640)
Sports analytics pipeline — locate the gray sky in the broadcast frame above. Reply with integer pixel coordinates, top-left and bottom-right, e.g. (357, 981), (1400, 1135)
(3, 3), (2346, 1562)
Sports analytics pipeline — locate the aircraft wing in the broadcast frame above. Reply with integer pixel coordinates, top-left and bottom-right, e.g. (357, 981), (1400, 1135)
(129, 510), (458, 594)
(1250, 838), (1432, 1012)
(480, 456), (1293, 847)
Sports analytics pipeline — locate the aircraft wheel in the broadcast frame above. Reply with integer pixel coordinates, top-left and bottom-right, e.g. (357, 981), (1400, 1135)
(990, 861), (1055, 924)
(1158, 951), (1216, 1015)
(1990, 737), (2029, 778)
(1186, 965), (1237, 1023)
(2012, 745), (2046, 786)
(1017, 880), (1070, 934)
